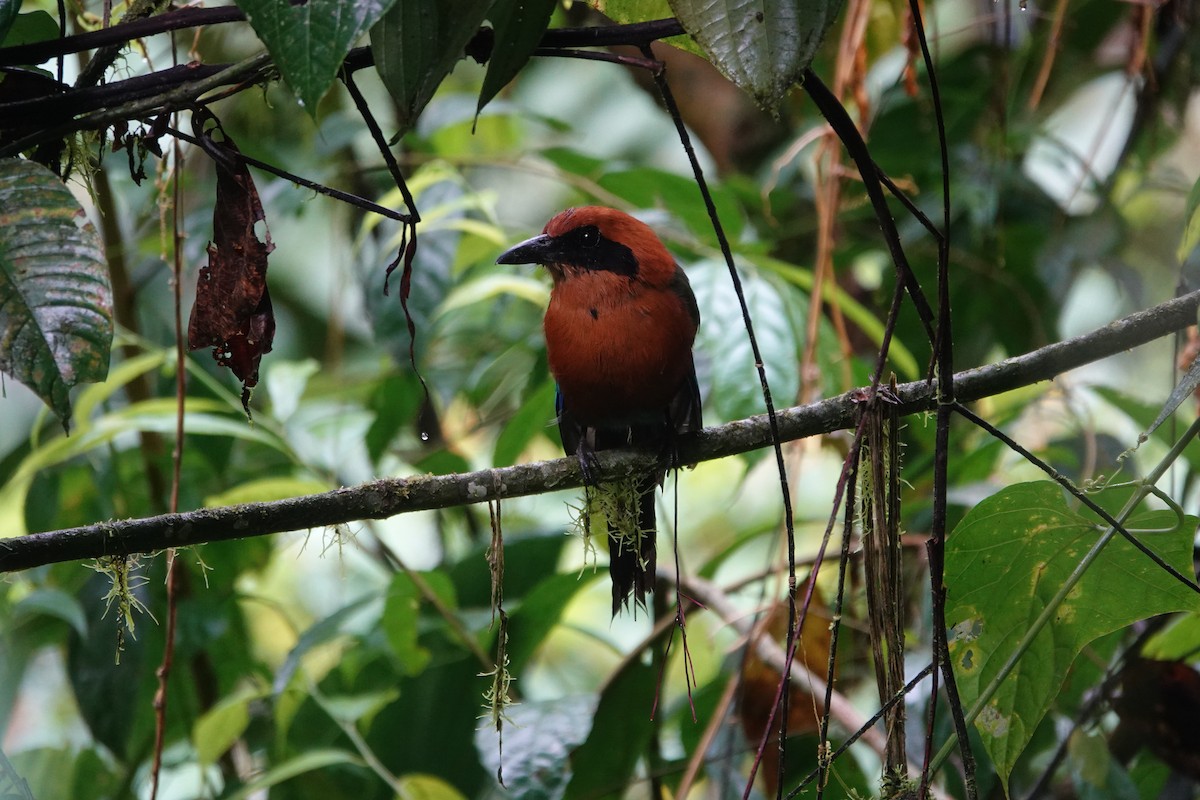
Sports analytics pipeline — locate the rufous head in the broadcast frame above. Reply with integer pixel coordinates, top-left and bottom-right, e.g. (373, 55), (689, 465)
(496, 206), (676, 284)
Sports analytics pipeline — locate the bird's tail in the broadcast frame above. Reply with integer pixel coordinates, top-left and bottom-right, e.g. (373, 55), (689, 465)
(607, 473), (658, 615)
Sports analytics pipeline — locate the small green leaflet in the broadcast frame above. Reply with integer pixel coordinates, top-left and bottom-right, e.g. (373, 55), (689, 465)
(235, 0), (399, 113)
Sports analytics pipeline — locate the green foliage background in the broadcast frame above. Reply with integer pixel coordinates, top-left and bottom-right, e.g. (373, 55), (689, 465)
(2, 0), (1200, 798)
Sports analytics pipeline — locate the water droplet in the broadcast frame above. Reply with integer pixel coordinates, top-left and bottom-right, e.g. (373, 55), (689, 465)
(420, 431), (430, 442)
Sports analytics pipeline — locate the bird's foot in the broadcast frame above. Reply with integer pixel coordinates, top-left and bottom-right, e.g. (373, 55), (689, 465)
(576, 440), (602, 485)
(656, 430), (696, 473)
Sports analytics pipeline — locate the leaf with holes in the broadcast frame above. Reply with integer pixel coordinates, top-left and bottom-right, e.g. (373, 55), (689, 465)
(946, 481), (1200, 793)
(187, 120), (276, 413)
(667, 0), (841, 111)
(0, 158), (112, 430)
(370, 0), (491, 133)
(235, 0), (398, 113)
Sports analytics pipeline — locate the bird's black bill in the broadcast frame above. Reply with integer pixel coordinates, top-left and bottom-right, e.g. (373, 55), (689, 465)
(496, 233), (554, 265)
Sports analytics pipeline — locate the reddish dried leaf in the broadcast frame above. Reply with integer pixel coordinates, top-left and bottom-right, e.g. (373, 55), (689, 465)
(739, 586), (834, 796)
(187, 124), (275, 411)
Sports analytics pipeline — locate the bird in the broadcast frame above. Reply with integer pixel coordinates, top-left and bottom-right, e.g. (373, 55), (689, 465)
(497, 206), (702, 614)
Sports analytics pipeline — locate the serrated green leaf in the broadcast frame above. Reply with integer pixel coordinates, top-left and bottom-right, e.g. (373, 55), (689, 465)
(235, 0), (398, 113)
(0, 158), (112, 429)
(668, 0), (842, 111)
(946, 481), (1200, 792)
(477, 0), (557, 117)
(689, 258), (799, 423)
(370, 0), (491, 133)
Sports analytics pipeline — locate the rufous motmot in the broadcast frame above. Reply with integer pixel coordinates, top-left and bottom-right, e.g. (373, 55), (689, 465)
(497, 206), (702, 614)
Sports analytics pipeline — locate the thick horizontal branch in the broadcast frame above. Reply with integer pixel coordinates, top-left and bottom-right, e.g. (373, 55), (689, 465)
(1, 289), (1197, 573)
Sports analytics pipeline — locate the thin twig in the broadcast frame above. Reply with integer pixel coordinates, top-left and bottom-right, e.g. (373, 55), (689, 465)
(802, 70), (937, 345)
(785, 663), (937, 799)
(166, 127), (412, 223)
(904, 0), (978, 791)
(633, 43), (801, 800)
(148, 85), (188, 800)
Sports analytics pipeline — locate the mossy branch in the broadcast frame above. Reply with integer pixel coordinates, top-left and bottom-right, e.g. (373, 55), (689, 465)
(1, 289), (1197, 573)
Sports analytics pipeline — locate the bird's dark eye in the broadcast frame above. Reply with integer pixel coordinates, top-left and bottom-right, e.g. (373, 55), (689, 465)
(578, 225), (601, 247)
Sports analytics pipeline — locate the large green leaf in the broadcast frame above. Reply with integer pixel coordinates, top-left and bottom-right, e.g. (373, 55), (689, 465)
(475, 697), (594, 800)
(476, 0), (558, 118)
(946, 482), (1200, 792)
(596, 167), (745, 247)
(689, 258), (800, 424)
(563, 659), (656, 800)
(370, 0), (491, 133)
(0, 158), (112, 429)
(667, 0), (841, 111)
(235, 0), (398, 113)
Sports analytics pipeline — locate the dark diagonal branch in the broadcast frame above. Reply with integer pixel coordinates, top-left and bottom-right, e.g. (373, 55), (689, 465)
(0, 19), (689, 158)
(2, 289), (1196, 573)
(0, 10), (683, 68)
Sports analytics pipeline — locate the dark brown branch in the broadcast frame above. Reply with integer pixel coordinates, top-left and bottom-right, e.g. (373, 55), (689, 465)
(1, 289), (1197, 573)
(0, 18), (688, 156)
(0, 5), (246, 67)
(0, 53), (275, 158)
(0, 10), (683, 67)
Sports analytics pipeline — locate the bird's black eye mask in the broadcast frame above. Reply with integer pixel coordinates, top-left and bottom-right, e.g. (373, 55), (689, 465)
(497, 224), (639, 277)
(554, 225), (639, 277)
